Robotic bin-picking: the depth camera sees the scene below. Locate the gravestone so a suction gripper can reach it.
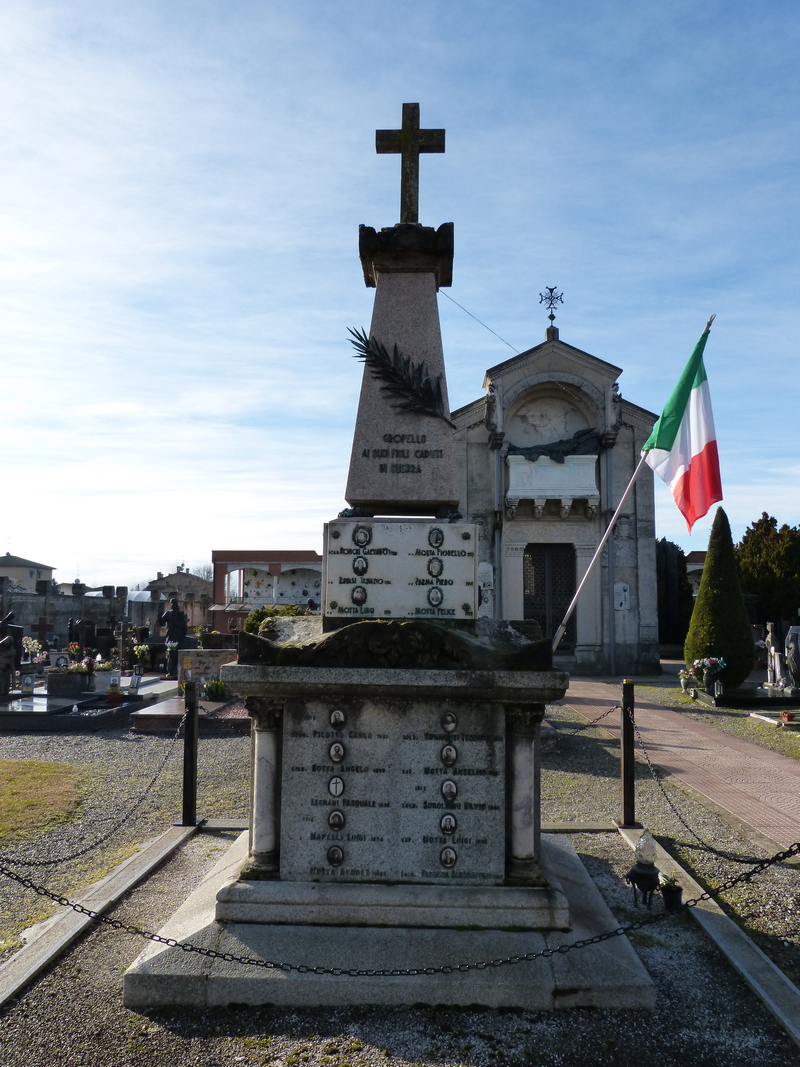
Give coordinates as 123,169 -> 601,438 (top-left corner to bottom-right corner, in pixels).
125,104 -> 653,1012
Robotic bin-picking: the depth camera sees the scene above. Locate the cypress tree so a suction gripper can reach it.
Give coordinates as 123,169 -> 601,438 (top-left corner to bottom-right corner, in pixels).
684,507 -> 755,687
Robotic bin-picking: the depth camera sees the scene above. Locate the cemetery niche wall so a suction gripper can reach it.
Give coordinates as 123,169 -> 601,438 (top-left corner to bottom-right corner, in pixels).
124,103 -> 654,1011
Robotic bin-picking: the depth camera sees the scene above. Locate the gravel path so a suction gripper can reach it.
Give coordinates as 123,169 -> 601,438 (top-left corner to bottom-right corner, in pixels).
542,702 -> 800,988
0,710 -> 799,1066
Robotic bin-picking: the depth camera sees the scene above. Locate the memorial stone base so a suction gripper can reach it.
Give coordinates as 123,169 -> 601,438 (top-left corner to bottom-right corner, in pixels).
123,830 -> 654,1009
125,654 -> 655,1009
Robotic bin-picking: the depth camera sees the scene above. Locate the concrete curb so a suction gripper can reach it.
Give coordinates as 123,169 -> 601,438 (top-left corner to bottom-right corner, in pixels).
619,826 -> 800,1051
0,824 -> 199,1009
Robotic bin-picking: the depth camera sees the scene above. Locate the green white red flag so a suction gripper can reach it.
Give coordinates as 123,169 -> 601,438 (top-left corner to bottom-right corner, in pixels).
642,318 -> 722,532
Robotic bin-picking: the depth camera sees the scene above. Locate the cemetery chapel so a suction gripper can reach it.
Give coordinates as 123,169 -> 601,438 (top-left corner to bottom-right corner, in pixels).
353,107 -> 660,675
452,324 -> 659,675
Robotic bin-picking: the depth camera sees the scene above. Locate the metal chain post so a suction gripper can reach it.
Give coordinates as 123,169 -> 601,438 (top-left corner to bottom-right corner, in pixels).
617,679 -> 641,828
179,680 -> 199,827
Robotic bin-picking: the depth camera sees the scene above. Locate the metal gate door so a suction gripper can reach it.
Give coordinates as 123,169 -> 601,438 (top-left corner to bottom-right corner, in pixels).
523,544 -> 576,652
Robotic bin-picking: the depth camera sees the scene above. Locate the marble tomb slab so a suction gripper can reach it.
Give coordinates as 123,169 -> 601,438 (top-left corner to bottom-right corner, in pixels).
324,519 -> 478,621
278,697 -> 504,885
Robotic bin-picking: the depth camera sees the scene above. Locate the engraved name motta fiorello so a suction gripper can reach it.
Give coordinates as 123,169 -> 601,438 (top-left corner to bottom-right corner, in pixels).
323,520 -> 478,620
279,700 -> 505,884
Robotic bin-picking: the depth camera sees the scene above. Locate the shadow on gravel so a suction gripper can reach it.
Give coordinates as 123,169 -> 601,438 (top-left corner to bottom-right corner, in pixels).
541,716 -> 652,784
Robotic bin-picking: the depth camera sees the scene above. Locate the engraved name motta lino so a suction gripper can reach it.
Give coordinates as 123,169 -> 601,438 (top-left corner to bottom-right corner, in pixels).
280,699 -> 505,885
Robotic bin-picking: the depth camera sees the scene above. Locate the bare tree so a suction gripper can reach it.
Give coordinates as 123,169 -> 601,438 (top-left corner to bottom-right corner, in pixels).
192,562 -> 213,582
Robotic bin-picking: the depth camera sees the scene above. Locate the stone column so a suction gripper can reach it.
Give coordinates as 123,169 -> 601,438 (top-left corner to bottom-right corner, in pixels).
505,703 -> 544,882
245,698 -> 282,876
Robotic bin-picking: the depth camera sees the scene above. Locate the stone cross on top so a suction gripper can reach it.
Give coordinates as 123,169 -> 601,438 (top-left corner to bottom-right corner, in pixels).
31,616 -> 54,645
376,103 -> 445,224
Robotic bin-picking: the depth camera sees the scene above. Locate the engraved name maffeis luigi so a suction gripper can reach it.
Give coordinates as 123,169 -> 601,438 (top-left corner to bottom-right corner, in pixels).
325,520 -> 478,620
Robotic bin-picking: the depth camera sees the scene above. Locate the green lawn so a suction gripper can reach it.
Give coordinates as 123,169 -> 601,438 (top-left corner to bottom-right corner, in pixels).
0,758 -> 85,844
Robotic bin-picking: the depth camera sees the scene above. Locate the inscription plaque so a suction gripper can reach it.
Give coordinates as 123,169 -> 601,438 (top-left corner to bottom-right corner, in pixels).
323,520 -> 479,620
280,698 -> 504,884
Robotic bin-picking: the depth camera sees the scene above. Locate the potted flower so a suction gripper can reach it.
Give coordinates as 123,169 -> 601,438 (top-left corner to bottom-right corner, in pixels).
104,677 -> 126,704
781,710 -> 795,724
165,639 -> 180,676
660,871 -> 683,912
204,678 -> 225,701
22,637 -> 46,674
92,659 -> 122,694
134,643 -> 150,668
690,656 -> 726,694
678,668 -> 692,692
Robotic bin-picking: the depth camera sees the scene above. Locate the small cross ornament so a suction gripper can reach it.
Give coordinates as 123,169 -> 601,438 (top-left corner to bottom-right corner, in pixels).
539,287 -> 564,325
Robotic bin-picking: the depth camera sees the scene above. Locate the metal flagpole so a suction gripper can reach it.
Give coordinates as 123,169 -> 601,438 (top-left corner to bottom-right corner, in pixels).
552,451 -> 649,653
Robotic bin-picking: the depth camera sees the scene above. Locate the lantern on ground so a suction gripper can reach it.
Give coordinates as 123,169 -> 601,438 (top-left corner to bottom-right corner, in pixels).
626,829 -> 661,908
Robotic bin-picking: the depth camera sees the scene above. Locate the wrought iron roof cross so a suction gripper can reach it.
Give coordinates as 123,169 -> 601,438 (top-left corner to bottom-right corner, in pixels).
376,103 -> 445,224
539,287 -> 564,325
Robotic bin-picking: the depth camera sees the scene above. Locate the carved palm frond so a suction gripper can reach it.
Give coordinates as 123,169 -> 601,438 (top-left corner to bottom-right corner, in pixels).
348,327 -> 455,429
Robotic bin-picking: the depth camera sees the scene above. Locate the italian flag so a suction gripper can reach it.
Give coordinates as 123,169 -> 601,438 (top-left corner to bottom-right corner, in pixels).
642,318 -> 722,532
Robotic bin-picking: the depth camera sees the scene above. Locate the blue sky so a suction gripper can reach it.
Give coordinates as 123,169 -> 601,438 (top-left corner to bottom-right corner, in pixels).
2,1 -> 799,585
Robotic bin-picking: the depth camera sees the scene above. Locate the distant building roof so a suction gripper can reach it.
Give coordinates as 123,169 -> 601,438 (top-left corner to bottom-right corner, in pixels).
1,552 -> 55,570
685,551 -> 707,566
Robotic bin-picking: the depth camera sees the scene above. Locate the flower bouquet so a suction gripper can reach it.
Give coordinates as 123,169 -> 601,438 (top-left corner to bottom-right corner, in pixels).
689,656 -> 726,694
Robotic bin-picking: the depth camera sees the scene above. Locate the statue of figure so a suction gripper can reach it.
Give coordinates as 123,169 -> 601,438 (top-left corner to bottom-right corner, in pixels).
785,628 -> 800,689
157,598 -> 189,676
766,623 -> 788,687
484,383 -> 498,433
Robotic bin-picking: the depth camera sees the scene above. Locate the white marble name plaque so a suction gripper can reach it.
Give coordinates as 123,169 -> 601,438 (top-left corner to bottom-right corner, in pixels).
323,520 -> 478,620
280,698 -> 505,885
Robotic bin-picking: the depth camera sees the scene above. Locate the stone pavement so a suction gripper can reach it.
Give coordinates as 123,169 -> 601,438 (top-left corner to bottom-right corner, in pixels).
563,679 -> 800,850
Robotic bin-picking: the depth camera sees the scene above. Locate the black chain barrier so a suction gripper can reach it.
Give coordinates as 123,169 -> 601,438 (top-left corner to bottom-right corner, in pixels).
627,707 -> 770,865
1,842 -> 798,977
565,703 -> 620,733
0,713 -> 188,869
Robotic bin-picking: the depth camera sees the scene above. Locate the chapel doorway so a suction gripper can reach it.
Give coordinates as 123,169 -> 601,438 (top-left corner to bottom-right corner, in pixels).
523,543 -> 576,652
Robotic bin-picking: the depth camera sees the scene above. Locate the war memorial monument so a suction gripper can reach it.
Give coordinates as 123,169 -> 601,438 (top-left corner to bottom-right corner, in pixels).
124,105 -> 653,1010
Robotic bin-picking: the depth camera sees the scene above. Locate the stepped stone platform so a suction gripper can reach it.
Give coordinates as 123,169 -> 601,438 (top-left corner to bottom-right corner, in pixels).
123,831 -> 655,1010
